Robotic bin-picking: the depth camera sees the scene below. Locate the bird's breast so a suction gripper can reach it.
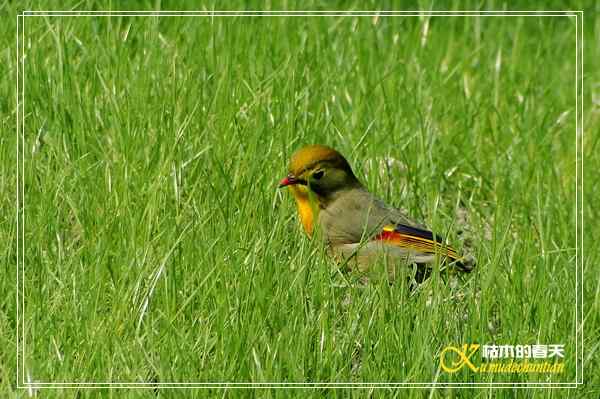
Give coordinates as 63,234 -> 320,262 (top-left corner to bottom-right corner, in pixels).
290,186 -> 315,236
318,194 -> 372,245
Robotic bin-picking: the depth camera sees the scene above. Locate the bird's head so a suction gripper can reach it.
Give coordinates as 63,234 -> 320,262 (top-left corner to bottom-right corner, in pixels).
279,145 -> 360,201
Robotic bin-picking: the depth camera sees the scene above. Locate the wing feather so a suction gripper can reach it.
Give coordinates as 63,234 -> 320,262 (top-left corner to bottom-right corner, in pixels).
373,224 -> 461,262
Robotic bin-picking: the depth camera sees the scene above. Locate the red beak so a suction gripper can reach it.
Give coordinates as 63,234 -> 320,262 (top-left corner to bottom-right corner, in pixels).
278,174 -> 298,188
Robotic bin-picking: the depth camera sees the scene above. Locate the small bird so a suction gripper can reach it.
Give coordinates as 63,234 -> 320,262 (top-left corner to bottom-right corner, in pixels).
279,144 -> 473,280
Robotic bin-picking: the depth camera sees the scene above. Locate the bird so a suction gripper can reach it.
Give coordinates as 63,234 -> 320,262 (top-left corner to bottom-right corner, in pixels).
278,144 -> 473,281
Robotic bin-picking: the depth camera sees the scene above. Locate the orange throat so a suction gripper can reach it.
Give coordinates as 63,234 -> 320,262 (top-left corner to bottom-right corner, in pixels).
289,185 -> 317,237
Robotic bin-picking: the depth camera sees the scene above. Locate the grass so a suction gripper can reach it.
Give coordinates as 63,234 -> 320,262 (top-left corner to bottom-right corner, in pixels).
2,1 -> 599,398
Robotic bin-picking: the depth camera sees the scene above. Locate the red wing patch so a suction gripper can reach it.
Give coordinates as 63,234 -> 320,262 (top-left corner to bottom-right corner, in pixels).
373,225 -> 460,261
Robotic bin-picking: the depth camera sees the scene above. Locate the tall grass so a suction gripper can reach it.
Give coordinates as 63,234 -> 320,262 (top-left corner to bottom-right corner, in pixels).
2,1 -> 598,398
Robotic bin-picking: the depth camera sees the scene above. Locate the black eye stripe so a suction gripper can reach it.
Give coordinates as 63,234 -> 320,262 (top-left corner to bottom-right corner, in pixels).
313,170 -> 324,179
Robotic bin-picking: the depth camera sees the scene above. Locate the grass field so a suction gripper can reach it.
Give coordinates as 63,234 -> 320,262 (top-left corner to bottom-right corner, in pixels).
2,1 -> 599,398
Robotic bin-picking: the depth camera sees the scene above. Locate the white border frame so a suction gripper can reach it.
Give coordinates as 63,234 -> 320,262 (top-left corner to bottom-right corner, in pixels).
16,9 -> 584,390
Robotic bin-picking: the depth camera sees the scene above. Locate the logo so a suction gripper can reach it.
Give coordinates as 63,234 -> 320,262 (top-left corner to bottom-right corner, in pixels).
440,344 -> 481,373
440,343 -> 565,374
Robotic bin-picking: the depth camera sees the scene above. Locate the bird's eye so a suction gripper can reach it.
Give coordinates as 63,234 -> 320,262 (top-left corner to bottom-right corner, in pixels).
313,170 -> 324,180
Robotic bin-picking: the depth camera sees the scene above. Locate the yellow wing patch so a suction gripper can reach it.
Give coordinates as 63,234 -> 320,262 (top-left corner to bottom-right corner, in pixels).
375,225 -> 460,261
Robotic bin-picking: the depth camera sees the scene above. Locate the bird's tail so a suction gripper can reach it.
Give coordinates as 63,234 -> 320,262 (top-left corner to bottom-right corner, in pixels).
451,254 -> 476,273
